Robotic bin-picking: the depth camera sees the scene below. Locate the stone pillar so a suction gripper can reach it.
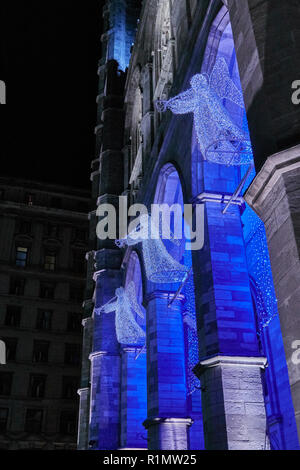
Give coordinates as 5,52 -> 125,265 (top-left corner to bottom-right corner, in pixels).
88,265 -> 122,450
245,145 -> 300,440
194,356 -> 267,450
89,350 -> 121,450
192,198 -> 267,449
77,316 -> 93,450
143,291 -> 191,450
120,347 -> 147,449
77,388 -> 90,450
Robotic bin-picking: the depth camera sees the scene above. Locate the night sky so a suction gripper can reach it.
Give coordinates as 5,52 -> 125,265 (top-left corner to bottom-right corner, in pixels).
0,1 -> 105,189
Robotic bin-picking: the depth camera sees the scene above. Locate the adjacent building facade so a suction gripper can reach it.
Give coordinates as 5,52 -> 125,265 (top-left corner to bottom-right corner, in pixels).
78,0 -> 300,450
0,178 -> 89,450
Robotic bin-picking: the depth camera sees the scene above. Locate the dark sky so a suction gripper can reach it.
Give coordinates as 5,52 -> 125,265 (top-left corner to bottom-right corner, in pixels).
0,1 -> 105,189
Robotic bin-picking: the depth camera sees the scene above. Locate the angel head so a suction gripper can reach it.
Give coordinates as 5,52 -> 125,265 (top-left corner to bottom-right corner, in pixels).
116,213 -> 151,248
190,74 -> 209,92
115,286 -> 125,298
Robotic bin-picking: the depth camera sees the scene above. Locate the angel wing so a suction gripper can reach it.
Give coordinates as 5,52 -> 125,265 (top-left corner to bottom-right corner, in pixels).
151,213 -> 182,248
210,57 -> 244,108
101,297 -> 118,314
163,87 -> 195,115
126,281 -> 145,319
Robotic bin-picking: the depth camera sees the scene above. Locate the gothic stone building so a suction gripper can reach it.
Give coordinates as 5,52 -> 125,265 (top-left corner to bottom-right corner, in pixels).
78,0 -> 300,450
0,178 -> 89,450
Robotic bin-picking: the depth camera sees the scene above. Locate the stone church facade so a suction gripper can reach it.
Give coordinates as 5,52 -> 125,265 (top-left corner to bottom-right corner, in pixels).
78,0 -> 300,450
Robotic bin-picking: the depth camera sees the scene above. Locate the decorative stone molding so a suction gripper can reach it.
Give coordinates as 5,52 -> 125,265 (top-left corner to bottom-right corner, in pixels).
194,355 -> 268,377
77,387 -> 89,397
143,417 -> 193,429
89,350 -> 120,361
144,290 -> 185,306
195,192 -> 244,206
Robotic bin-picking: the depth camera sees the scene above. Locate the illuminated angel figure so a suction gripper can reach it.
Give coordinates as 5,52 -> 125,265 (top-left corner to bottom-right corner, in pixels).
99,282 -> 145,345
156,58 -> 252,166
116,214 -> 189,284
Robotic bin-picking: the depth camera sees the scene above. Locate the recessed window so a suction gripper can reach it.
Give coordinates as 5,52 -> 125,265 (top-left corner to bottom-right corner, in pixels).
60,411 -> 77,435
40,282 -> 55,299
45,223 -> 59,238
25,409 -> 43,434
0,372 -> 13,396
5,306 -> 21,327
29,375 -> 46,399
9,278 -> 25,296
32,341 -> 49,363
36,310 -> 52,331
62,377 -> 78,399
15,246 -> 28,268
75,229 -> 86,242
0,408 -> 9,432
64,343 -> 81,366
3,338 -> 17,361
73,251 -> 85,274
44,251 -> 56,271
67,313 -> 81,332
70,286 -> 84,303
25,194 -> 34,206
51,197 -> 62,209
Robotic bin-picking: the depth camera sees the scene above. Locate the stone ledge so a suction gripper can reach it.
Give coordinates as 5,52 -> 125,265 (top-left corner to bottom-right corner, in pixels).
194,355 -> 268,377
77,387 -> 89,397
143,417 -> 193,430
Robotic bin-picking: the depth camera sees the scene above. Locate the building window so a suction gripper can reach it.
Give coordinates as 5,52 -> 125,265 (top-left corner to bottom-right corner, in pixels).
32,341 -> 49,363
29,375 -> 46,399
62,377 -> 78,399
44,251 -> 56,271
59,411 -> 77,435
3,338 -> 17,361
67,313 -> 81,332
51,197 -> 62,209
64,344 -> 81,366
45,223 -> 59,239
36,310 -> 52,331
9,278 -> 25,296
70,286 -> 84,303
25,193 -> 34,206
15,246 -> 28,267
25,409 -> 43,434
40,282 -> 55,299
0,408 -> 9,432
0,373 -> 13,396
5,306 -> 21,327
73,251 -> 85,274
75,229 -> 86,242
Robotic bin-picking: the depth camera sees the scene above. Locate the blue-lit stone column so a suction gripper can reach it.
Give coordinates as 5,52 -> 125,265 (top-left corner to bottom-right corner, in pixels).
143,291 -> 192,450
120,347 -> 147,449
89,261 -> 122,450
193,198 -> 267,450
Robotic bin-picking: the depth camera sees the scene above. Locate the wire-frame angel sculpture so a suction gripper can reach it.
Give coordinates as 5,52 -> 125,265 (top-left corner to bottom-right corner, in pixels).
97,282 -> 146,345
156,57 -> 252,166
116,213 -> 190,284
